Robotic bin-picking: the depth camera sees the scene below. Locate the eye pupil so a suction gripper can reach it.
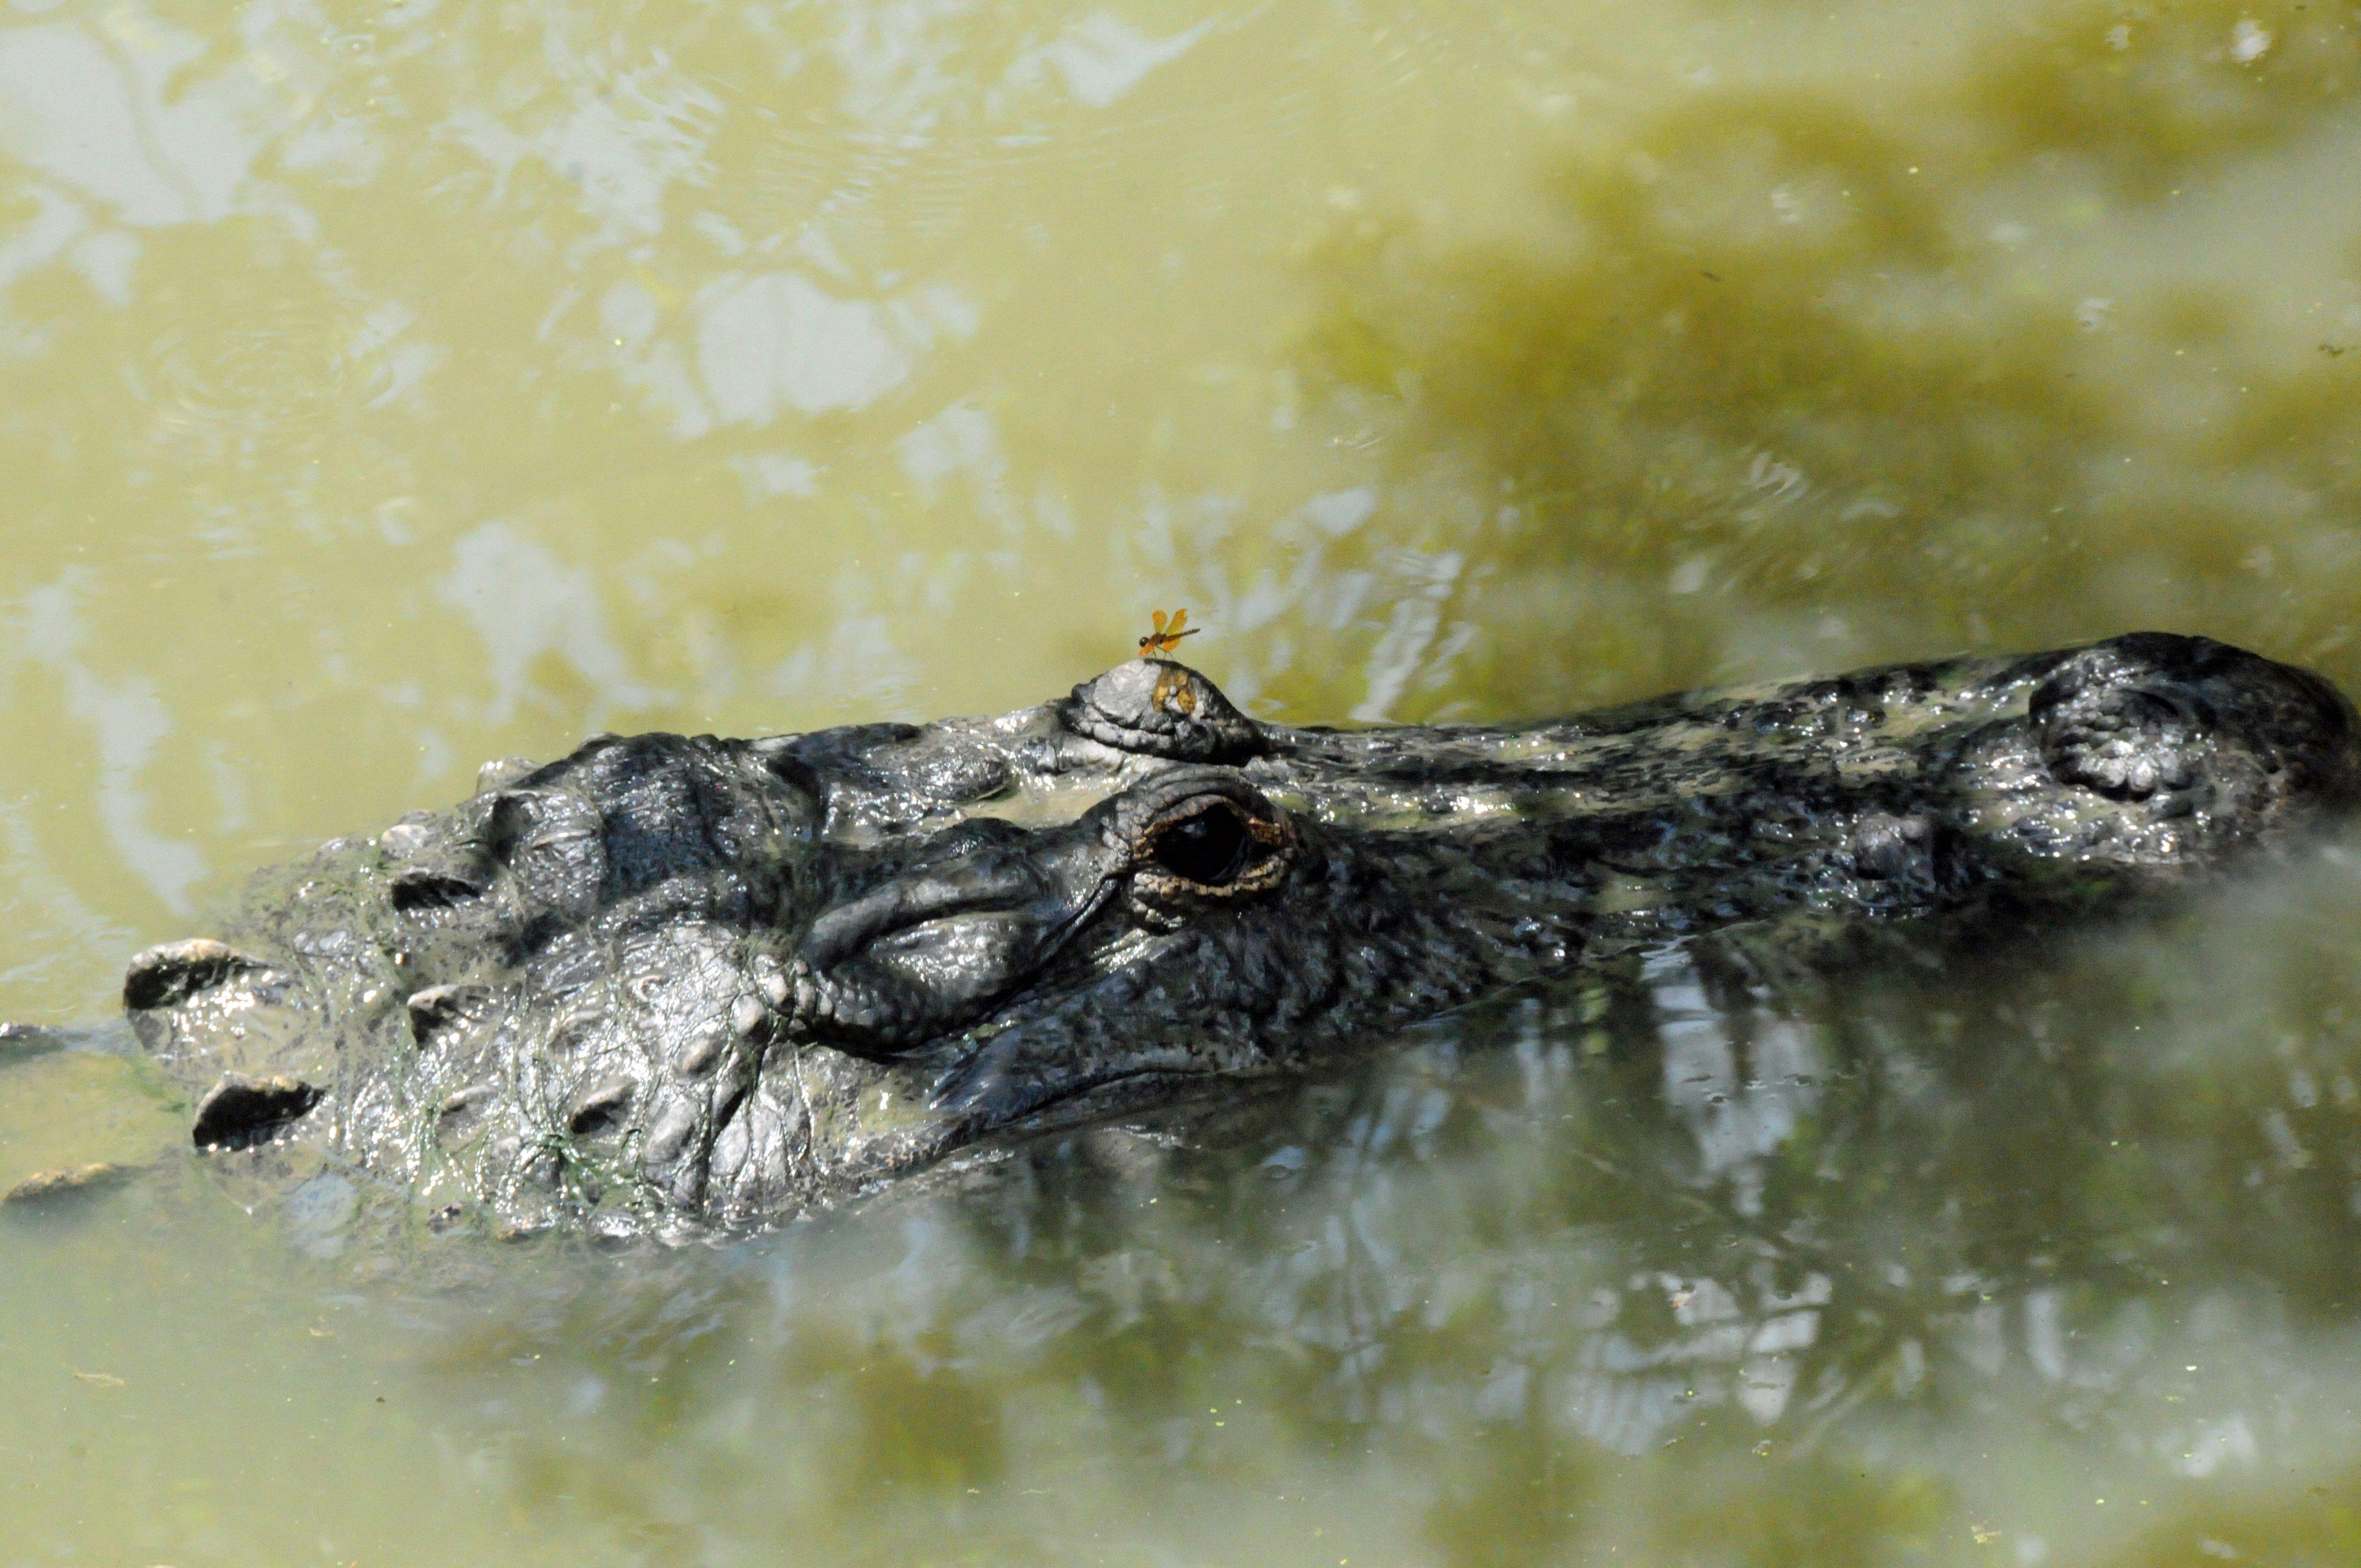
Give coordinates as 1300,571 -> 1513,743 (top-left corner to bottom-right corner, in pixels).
1151,808 -> 1254,885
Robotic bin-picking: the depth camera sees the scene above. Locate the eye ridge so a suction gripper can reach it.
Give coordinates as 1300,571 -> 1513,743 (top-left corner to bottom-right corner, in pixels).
1146,803 -> 1256,885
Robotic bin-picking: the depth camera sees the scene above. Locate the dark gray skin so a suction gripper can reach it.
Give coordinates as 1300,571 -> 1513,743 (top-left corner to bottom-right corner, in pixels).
110,633 -> 2361,1239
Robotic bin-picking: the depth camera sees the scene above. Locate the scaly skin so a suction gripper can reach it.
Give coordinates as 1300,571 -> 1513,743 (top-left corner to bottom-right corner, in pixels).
116,633 -> 2361,1238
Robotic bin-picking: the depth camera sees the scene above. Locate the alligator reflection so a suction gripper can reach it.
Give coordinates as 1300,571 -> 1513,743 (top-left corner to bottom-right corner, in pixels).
403,840 -> 2361,1564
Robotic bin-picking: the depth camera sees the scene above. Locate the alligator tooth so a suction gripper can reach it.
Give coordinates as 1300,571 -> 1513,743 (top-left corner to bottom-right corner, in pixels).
191,1073 -> 323,1150
123,938 -> 266,1011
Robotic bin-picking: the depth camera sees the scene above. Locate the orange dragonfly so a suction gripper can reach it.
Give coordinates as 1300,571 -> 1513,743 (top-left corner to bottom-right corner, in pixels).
1136,607 -> 1201,660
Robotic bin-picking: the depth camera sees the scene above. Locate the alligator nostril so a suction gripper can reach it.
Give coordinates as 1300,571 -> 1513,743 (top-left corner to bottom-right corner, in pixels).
1852,814 -> 1927,880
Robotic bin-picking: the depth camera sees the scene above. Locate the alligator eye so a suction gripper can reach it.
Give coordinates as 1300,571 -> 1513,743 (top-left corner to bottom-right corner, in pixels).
1148,804 -> 1256,886
1125,785 -> 1294,912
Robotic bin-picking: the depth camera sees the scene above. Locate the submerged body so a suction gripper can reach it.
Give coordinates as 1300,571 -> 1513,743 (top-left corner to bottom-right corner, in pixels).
116,634 -> 2360,1237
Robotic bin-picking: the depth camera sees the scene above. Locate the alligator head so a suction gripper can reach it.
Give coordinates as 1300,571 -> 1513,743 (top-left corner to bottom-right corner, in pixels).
123,632 -> 2361,1237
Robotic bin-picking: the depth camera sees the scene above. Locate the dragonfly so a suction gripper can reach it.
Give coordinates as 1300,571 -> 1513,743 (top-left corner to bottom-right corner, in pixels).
1136,607 -> 1201,660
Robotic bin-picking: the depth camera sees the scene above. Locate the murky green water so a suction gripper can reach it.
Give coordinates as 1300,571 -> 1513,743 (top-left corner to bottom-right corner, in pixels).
5,0 -> 2361,1561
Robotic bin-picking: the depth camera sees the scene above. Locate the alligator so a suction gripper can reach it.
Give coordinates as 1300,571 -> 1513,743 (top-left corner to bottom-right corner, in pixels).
92,632 -> 2361,1239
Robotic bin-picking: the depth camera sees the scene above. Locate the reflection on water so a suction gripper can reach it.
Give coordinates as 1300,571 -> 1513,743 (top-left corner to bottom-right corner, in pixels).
1301,72 -> 2361,713
15,852 -> 2361,1565
6,0 -> 2361,1561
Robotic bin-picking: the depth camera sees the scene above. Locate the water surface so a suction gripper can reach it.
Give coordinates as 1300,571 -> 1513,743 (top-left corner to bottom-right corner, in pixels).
5,1 -> 2361,1562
